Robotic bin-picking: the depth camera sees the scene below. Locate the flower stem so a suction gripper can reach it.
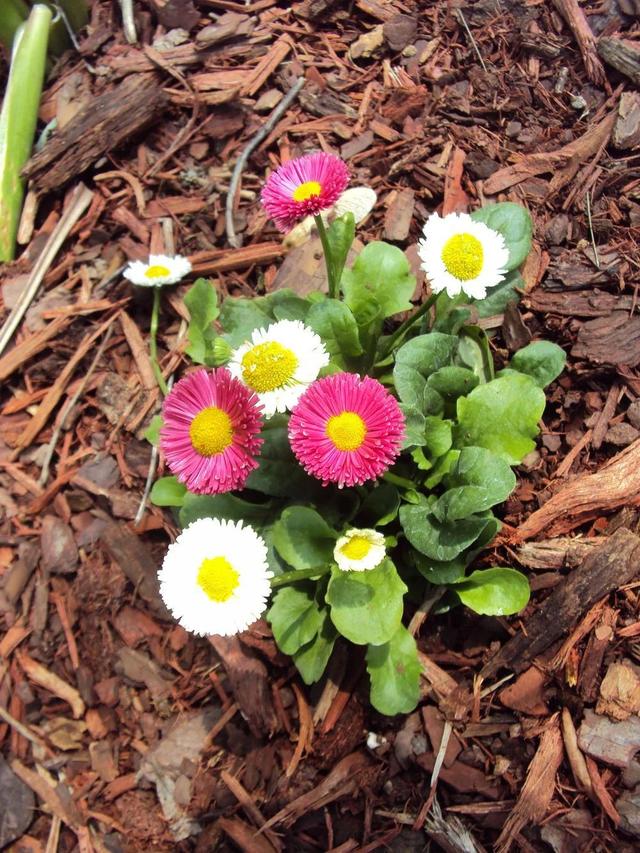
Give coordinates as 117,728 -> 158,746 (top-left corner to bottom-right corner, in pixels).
314,214 -> 338,299
379,292 -> 439,359
270,565 -> 331,588
150,287 -> 168,396
382,471 -> 416,490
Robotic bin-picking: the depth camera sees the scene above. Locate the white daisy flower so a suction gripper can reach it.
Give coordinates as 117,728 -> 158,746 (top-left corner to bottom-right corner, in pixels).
123,254 -> 192,287
417,212 -> 509,300
229,319 -> 329,417
159,517 -> 273,637
334,528 -> 386,572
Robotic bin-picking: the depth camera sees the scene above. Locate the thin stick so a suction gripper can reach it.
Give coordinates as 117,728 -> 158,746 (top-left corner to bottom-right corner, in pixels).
0,183 -> 93,358
226,77 -> 305,248
585,189 -> 600,269
118,0 -> 137,44
0,702 -> 50,752
38,326 -> 113,485
456,10 -> 488,73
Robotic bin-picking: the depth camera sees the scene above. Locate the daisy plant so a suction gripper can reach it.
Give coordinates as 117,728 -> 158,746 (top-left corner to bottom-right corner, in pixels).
149,152 -> 566,716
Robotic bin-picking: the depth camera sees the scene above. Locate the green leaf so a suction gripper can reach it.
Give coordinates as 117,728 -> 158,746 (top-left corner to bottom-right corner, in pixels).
412,552 -> 467,584
424,449 -> 459,489
149,476 -> 187,507
424,416 -> 453,459
456,326 -> 494,383
342,241 -> 415,320
184,278 -> 219,364
326,558 -> 406,645
272,506 -> 337,570
471,203 -> 533,271
508,340 -> 567,388
427,366 -> 479,401
357,482 -> 400,527
267,585 -> 323,655
432,447 -> 516,522
307,300 -> 363,363
270,291 -> 312,322
399,503 -> 489,561
293,610 -> 338,684
471,269 -> 523,318
219,297 -> 272,347
179,492 -> 275,528
366,625 -> 421,716
326,212 -> 356,286
454,373 -> 545,465
246,422 -> 323,499
401,405 -> 426,448
143,414 -> 163,446
393,333 -> 458,410
451,567 -> 530,615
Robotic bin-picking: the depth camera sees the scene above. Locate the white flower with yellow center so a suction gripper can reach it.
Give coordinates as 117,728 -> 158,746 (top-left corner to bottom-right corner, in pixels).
229,319 -> 329,417
159,517 -> 273,636
123,254 -> 192,287
334,528 -> 386,572
417,212 -> 509,300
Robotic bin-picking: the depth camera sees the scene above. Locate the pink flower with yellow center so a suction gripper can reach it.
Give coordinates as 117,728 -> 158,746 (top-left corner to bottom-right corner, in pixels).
160,368 -> 264,495
288,373 -> 405,488
261,152 -> 350,232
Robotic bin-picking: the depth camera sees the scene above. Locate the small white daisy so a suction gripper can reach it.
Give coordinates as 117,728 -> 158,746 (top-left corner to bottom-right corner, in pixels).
417,212 -> 509,300
334,528 -> 386,572
229,319 -> 329,417
123,254 -> 192,287
159,517 -> 273,637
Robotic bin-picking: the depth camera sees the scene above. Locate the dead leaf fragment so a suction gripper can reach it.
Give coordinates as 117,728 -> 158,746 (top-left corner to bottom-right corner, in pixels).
596,660 -> 640,721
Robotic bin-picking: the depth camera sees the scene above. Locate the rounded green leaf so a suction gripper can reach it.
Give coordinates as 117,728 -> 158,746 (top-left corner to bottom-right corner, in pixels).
293,610 -> 338,684
272,506 -> 337,570
508,340 -> 567,388
326,558 -> 406,645
267,586 -> 323,655
149,475 -> 187,507
471,269 -> 523,318
184,277 -> 219,364
433,446 -> 516,521
179,492 -> 275,528
246,424 -> 323,499
307,300 -> 363,362
452,567 -> 530,615
454,373 -> 545,465
366,625 -> 421,716
393,333 -> 458,409
342,241 -> 416,319
399,503 -> 488,561
471,203 -> 533,271
357,482 -> 400,527
427,366 -> 478,401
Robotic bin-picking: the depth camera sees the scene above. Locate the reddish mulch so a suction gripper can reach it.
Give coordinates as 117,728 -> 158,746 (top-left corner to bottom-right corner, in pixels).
2,1 -> 640,850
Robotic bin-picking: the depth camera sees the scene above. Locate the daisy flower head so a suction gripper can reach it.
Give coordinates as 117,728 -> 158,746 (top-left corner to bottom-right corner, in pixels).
261,152 -> 350,232
417,212 -> 509,300
123,254 -> 192,287
288,373 -> 405,488
229,320 -> 329,417
159,517 -> 273,636
334,528 -> 386,572
160,367 -> 263,495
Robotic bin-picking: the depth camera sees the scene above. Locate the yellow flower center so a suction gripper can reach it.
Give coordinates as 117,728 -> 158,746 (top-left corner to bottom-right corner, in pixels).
340,535 -> 372,561
144,264 -> 171,279
292,180 -> 322,202
241,341 -> 298,393
196,556 -> 239,602
326,412 -> 367,451
441,233 -> 484,281
189,406 -> 233,456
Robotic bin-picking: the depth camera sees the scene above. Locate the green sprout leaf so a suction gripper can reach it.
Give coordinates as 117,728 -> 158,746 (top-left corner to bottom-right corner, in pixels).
184,277 -> 219,364
272,506 -> 337,570
366,625 -> 421,716
293,609 -> 338,684
454,373 -> 545,465
149,475 -> 187,508
393,333 -> 458,410
326,558 -> 406,646
326,212 -> 356,287
507,340 -> 567,388
267,585 -> 324,655
451,567 -> 530,615
342,241 -> 415,320
307,299 -> 363,365
143,414 -> 163,446
471,202 -> 533,272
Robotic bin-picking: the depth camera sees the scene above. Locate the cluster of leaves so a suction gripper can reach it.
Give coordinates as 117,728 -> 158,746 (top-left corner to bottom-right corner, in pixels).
151,202 -> 566,716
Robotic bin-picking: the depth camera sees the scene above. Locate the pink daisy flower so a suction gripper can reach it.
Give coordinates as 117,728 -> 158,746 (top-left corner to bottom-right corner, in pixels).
288,373 -> 405,488
160,368 -> 264,495
261,152 -> 350,232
